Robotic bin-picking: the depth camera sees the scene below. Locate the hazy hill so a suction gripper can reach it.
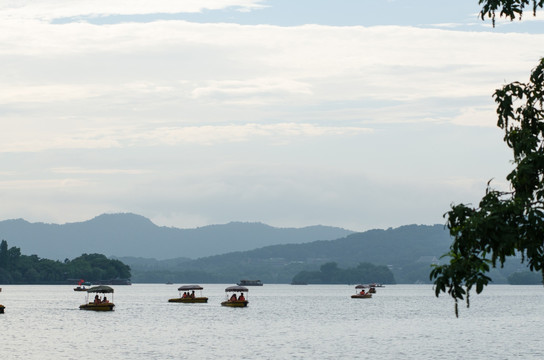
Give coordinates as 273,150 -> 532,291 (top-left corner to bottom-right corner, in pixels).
125,224 -> 455,284
154,223 -> 525,284
0,213 -> 354,260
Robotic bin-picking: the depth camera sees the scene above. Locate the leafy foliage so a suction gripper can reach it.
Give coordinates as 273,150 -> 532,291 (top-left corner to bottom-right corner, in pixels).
0,239 -> 131,284
431,58 -> 544,316
479,0 -> 544,25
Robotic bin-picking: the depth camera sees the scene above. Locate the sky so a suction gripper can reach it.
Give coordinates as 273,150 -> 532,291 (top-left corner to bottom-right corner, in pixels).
1,0 -> 543,232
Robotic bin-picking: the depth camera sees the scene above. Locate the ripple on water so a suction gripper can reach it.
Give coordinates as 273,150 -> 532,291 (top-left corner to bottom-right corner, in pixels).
0,284 -> 543,359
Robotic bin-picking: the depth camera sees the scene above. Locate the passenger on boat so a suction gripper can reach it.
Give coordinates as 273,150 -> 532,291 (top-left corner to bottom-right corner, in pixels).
102,296 -> 108,303
94,295 -> 100,304
182,292 -> 187,298
191,291 -> 195,298
238,293 -> 245,301
229,294 -> 237,302
360,290 -> 366,295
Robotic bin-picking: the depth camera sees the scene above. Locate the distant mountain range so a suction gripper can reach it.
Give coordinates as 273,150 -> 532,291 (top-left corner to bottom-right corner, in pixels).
0,213 -> 354,260
119,223 -> 529,284
120,224 -> 455,284
0,213 -> 529,284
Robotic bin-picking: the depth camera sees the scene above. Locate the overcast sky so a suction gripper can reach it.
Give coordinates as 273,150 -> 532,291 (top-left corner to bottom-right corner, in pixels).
1,0 -> 543,231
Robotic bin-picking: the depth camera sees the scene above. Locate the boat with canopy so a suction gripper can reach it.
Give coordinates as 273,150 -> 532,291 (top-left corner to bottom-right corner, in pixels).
221,285 -> 249,307
168,285 -> 208,303
79,285 -> 115,311
351,284 -> 372,299
73,279 -> 92,291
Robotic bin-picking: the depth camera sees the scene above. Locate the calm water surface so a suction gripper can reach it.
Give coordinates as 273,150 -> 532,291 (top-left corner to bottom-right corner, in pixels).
0,284 -> 543,359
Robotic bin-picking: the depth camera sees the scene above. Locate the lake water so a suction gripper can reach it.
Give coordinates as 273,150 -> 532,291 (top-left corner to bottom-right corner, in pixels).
0,284 -> 543,359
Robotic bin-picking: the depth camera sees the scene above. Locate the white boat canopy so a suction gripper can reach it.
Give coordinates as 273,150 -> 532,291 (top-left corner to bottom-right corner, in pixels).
225,286 -> 248,292
177,285 -> 204,291
86,285 -> 114,293
355,284 -> 370,289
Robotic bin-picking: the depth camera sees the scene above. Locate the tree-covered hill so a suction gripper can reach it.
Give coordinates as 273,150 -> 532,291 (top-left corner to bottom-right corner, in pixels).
0,240 -> 131,284
125,223 -> 530,284
126,224 -> 453,283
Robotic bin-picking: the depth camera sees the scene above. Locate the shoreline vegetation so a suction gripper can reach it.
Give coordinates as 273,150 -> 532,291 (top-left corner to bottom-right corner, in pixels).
0,240 -> 131,284
291,262 -> 395,285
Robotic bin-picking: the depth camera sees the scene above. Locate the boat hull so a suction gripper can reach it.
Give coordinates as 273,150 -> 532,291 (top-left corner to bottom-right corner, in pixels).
79,303 -> 115,311
351,294 -> 372,299
168,297 -> 208,303
221,300 -> 248,307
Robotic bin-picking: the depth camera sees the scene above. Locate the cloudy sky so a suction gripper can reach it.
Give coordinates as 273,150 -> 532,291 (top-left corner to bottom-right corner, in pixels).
1,0 -> 543,231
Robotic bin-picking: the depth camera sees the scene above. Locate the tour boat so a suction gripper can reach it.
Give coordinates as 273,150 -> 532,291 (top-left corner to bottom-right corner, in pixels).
221,285 -> 249,307
351,284 -> 372,299
237,279 -> 263,286
79,285 -> 115,311
168,285 -> 208,303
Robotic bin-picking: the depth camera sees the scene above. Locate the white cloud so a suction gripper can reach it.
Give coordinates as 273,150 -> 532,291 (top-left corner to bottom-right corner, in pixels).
1,19 -> 541,118
0,84 -> 103,104
0,123 -> 372,152
0,178 -> 91,190
0,1 -> 538,230
0,0 -> 266,21
51,167 -> 148,175
191,78 -> 312,102
451,106 -> 497,127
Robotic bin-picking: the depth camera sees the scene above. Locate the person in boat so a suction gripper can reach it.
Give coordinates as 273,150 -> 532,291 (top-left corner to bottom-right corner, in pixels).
229,293 -> 237,302
94,295 -> 100,304
182,292 -> 187,298
102,296 -> 108,303
191,290 -> 195,298
238,293 -> 245,302
360,289 -> 366,295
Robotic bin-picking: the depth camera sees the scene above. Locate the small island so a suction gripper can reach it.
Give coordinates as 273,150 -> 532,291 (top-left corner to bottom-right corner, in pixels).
291,262 -> 395,285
